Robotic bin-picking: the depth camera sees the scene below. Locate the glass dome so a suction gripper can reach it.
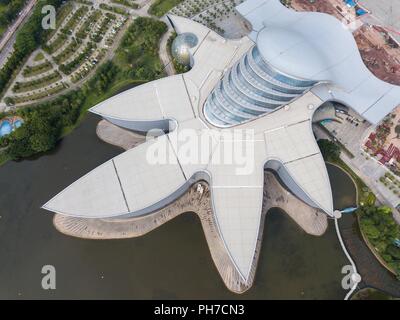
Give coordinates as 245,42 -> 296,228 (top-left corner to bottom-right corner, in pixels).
171,32 -> 198,67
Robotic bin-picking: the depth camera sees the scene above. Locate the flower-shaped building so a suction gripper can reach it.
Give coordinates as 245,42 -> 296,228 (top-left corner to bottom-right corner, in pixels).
43,0 -> 400,293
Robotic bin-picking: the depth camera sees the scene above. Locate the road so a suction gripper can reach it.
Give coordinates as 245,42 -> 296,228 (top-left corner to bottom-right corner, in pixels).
358,0 -> 400,42
0,0 -> 37,68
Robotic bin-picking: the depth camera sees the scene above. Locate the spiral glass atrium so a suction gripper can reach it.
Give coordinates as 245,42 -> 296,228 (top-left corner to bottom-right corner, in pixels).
203,45 -> 318,127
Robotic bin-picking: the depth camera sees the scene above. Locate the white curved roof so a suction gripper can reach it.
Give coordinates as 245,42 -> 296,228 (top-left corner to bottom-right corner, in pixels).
238,0 -> 400,124
257,26 -> 332,81
46,2 -> 400,283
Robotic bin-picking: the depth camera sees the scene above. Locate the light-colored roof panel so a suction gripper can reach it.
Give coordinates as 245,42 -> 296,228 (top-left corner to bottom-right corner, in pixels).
236,0 -> 269,16
236,91 -> 323,133
170,118 -> 218,178
188,35 -> 236,85
363,87 -> 400,123
90,75 -> 194,122
210,186 -> 263,279
285,154 -> 333,214
207,136 -> 267,278
351,77 -> 394,114
315,54 -> 369,90
155,75 -> 195,122
43,161 -> 130,218
113,135 -> 187,212
264,121 -> 319,163
91,81 -> 162,121
238,0 -> 293,31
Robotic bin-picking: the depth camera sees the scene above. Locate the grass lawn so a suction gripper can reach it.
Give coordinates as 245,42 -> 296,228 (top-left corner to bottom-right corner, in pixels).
148,0 -> 183,17
33,52 -> 45,62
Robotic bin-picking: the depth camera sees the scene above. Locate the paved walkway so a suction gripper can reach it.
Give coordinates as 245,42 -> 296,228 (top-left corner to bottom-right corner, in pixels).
339,215 -> 400,298
159,19 -> 176,76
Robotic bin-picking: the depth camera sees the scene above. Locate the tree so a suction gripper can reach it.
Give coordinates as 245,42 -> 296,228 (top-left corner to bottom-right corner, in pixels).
387,245 -> 400,260
317,139 -> 341,162
395,125 -> 400,138
363,224 -> 381,240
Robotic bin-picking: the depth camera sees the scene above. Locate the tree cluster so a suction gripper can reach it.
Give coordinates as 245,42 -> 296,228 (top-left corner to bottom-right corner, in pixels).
359,205 -> 400,277
117,17 -> 167,80
317,139 -> 341,162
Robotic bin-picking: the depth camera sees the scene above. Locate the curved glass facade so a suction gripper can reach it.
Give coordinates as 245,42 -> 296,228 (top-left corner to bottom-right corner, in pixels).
204,46 -> 318,127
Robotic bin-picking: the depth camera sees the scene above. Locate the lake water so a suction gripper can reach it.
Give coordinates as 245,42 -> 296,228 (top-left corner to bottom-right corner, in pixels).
0,114 -> 357,299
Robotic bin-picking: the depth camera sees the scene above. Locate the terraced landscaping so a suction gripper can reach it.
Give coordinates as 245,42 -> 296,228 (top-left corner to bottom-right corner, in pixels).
22,61 -> 53,78
2,1 -> 129,107
60,42 -> 96,75
53,39 -> 83,64
10,83 -> 67,104
91,13 -> 116,43
76,10 -> 102,39
13,71 -> 62,93
61,5 -> 89,35
44,33 -> 68,54
45,1 -> 74,41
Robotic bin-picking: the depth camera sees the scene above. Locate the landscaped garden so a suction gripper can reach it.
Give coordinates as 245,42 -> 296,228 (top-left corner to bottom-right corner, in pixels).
358,205 -> 400,278
148,0 -> 184,17
12,71 -> 62,93
76,9 -> 102,40
114,17 -> 167,80
318,139 -> 400,279
2,1 -> 132,107
0,17 -> 168,164
22,61 -> 53,77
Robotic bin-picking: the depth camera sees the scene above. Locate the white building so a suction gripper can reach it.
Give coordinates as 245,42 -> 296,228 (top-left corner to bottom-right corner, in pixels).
43,0 -> 400,289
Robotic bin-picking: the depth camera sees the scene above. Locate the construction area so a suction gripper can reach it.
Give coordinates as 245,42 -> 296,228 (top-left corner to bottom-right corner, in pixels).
289,0 -> 400,86
355,25 -> 400,86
